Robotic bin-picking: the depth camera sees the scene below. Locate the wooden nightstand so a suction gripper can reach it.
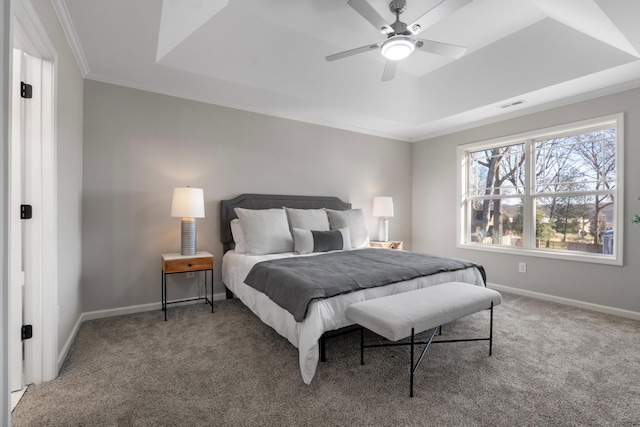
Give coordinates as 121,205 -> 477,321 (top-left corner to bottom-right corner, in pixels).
162,251 -> 214,321
370,241 -> 403,250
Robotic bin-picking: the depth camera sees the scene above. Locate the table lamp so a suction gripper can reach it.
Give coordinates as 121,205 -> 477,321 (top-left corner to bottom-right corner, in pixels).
373,196 -> 394,242
171,187 -> 205,256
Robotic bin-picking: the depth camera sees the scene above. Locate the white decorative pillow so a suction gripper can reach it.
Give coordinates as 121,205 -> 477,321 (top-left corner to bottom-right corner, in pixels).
325,208 -> 370,248
234,208 -> 294,255
230,218 -> 246,254
284,207 -> 330,231
292,227 -> 351,254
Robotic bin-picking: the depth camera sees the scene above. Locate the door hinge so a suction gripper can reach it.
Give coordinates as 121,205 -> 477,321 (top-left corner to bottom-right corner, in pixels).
21,325 -> 33,341
21,82 -> 33,99
21,204 -> 33,219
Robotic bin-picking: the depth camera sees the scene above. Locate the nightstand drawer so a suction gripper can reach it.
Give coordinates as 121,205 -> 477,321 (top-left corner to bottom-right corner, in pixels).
163,255 -> 213,273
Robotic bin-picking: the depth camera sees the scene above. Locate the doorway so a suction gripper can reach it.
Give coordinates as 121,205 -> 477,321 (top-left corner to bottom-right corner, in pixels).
10,0 -> 58,400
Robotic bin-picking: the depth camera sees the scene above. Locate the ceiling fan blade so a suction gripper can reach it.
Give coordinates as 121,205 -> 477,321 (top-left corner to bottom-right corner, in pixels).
407,0 -> 472,35
347,0 -> 393,34
381,60 -> 398,82
326,42 -> 381,61
415,39 -> 467,58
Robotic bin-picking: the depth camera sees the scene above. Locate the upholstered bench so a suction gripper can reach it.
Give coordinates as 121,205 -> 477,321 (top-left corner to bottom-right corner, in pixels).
345,282 -> 502,397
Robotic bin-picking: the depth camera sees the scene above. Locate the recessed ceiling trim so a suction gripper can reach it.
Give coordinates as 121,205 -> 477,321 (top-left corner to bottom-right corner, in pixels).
530,0 -> 639,57
156,0 -> 229,62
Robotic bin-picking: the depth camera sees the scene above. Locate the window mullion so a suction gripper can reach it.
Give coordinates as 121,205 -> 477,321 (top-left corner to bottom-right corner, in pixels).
522,139 -> 535,249
461,148 -> 468,245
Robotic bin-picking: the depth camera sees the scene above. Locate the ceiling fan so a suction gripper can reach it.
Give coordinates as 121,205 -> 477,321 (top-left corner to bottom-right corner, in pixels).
326,0 -> 471,81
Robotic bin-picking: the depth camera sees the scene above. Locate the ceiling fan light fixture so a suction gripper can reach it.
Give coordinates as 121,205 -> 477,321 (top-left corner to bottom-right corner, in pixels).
381,35 -> 415,60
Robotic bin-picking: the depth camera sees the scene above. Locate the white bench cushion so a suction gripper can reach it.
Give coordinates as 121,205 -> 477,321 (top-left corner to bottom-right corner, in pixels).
345,282 -> 502,342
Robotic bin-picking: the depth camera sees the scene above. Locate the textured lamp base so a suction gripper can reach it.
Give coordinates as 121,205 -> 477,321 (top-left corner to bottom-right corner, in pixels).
181,218 -> 197,256
378,217 -> 389,242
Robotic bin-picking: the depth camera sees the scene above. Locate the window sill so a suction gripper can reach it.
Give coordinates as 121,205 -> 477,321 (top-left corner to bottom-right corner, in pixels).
458,242 -> 622,266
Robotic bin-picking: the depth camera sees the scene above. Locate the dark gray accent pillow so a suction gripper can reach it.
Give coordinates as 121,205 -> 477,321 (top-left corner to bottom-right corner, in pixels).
292,227 -> 352,254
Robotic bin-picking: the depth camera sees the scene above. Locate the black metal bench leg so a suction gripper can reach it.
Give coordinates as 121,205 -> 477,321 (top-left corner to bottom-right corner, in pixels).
489,302 -> 494,356
410,328 -> 415,397
410,326 -> 439,397
360,327 -> 365,365
320,334 -> 326,362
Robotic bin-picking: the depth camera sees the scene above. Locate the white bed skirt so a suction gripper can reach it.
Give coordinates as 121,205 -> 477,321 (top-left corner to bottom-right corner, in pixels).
221,249 -> 485,384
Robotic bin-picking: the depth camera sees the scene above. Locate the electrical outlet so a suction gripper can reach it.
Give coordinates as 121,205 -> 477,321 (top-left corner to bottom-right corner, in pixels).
186,272 -> 195,279
518,262 -> 527,273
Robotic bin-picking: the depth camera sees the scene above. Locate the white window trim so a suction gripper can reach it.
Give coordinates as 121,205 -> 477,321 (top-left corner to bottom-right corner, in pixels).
457,114 -> 624,266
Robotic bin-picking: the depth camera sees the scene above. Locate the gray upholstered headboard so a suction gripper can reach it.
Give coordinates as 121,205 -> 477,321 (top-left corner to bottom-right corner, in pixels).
220,194 -> 352,253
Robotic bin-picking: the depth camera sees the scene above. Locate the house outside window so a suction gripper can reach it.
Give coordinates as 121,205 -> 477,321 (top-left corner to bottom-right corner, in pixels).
458,114 -> 623,265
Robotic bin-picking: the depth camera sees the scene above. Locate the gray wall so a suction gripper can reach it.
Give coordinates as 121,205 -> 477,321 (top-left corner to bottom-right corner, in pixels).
82,80 -> 412,312
413,87 -> 640,315
1,1 -> 11,423
31,0 -> 84,358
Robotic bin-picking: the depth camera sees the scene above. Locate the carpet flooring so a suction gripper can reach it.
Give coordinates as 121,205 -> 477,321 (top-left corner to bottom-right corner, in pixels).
11,292 -> 640,426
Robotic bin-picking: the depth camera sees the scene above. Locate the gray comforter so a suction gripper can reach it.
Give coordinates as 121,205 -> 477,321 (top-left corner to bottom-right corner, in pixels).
243,248 -> 486,321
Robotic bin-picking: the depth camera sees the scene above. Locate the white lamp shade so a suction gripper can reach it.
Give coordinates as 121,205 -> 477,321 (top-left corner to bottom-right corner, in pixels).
373,197 -> 394,217
171,187 -> 205,218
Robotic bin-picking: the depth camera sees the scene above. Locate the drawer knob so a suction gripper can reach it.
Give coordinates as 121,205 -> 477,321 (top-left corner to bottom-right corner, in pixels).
188,263 -> 192,267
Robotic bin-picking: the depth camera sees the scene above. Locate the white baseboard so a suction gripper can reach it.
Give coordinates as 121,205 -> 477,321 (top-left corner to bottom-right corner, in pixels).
57,292 -> 227,370
487,282 -> 640,321
57,314 -> 83,372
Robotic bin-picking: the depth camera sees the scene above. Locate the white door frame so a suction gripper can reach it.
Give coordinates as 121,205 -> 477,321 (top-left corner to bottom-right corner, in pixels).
9,47 -> 24,393
2,2 -> 12,425
10,0 -> 58,387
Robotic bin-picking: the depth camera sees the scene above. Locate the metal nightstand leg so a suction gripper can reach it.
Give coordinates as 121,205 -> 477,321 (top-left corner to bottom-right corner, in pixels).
162,271 -> 167,321
210,268 -> 214,313
203,269 -> 214,313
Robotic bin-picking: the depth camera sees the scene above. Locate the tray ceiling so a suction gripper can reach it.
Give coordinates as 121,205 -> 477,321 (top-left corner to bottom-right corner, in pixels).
57,0 -> 640,141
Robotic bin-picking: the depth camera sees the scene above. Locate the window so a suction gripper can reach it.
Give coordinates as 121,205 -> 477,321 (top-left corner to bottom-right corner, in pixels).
458,114 -> 623,265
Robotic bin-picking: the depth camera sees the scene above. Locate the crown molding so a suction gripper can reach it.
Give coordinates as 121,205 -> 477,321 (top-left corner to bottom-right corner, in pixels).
51,0 -> 89,77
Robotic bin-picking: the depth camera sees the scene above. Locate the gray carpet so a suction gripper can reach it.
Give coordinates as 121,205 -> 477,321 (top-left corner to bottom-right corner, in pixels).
11,292 -> 640,426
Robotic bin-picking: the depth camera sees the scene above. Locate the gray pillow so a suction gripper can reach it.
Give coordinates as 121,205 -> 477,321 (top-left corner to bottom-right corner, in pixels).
325,208 -> 370,248
284,207 -> 330,231
234,208 -> 294,255
292,228 -> 351,254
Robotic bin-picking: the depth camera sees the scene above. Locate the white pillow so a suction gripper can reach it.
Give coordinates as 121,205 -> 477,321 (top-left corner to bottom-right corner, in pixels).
292,227 -> 351,254
230,218 -> 246,254
325,208 -> 370,248
234,208 -> 294,255
284,207 -> 330,231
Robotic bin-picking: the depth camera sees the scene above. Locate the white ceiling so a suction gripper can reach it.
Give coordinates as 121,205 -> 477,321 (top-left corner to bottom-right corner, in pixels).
55,0 -> 640,141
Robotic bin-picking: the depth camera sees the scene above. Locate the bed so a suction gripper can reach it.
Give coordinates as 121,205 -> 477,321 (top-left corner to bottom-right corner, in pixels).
220,194 -> 486,384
